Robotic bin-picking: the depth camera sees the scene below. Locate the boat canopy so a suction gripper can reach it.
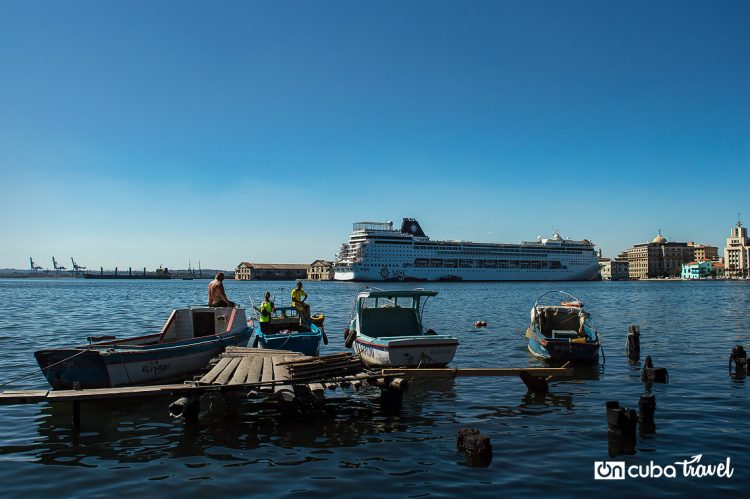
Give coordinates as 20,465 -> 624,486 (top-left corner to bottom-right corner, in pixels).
357,290 -> 438,299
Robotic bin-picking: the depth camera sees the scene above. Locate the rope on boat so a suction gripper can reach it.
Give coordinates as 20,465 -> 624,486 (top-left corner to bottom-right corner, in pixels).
0,349 -> 88,388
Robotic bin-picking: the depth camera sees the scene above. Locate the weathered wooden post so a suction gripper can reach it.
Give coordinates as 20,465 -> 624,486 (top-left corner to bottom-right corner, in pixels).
638,394 -> 656,434
518,371 -> 548,395
380,377 -> 407,411
606,400 -> 637,456
606,401 -> 637,439
641,356 -> 669,383
729,345 -> 747,377
626,325 -> 640,360
72,401 -> 81,427
457,428 -> 492,467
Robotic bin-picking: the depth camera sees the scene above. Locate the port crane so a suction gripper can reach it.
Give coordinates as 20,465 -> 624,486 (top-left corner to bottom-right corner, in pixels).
29,257 -> 43,271
52,257 -> 67,272
71,257 -> 86,272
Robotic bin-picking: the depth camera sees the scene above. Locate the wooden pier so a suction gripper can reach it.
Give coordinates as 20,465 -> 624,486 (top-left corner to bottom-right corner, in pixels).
0,346 -> 574,426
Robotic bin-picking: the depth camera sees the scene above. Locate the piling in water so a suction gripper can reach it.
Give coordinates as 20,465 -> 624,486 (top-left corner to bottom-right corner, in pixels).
642,356 -> 669,383
606,400 -> 637,440
729,345 -> 747,377
457,429 -> 492,467
626,325 -> 640,360
638,394 -> 656,434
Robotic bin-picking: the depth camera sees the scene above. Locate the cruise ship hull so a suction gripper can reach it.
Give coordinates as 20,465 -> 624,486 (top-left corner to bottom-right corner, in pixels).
334,263 -> 600,282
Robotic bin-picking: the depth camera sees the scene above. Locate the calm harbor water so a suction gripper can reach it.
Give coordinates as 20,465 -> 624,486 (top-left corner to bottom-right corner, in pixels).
0,278 -> 748,497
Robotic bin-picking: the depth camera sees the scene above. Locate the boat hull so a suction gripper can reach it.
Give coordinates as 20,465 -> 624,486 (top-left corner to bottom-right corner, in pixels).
527,329 -> 599,363
35,328 -> 251,389
253,327 -> 322,356
353,335 -> 458,367
334,262 -> 600,282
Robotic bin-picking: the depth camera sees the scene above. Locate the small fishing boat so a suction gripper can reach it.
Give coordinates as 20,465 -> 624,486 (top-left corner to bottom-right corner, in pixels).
345,289 -> 458,367
251,306 -> 324,356
35,306 -> 252,389
526,291 -> 600,363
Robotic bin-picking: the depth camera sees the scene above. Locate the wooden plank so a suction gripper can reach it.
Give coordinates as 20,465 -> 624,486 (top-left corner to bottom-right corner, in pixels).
286,358 -> 361,371
287,362 -> 364,380
45,384 -> 197,401
245,355 -> 263,384
199,356 -> 233,384
277,353 -> 352,365
260,355 -> 275,392
273,355 -> 295,402
380,367 -> 574,378
225,346 -> 305,355
229,356 -> 253,385
0,390 -> 49,404
213,357 -> 242,385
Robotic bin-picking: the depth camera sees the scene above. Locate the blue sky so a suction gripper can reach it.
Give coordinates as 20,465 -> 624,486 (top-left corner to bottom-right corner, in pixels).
1,0 -> 748,269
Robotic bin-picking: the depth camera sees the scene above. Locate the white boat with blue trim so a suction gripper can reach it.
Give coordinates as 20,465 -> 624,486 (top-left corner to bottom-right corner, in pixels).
344,289 -> 458,367
35,306 -> 252,389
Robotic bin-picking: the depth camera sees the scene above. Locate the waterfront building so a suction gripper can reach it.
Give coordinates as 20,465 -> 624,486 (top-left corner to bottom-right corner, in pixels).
688,242 -> 719,262
712,261 -> 725,278
724,221 -> 750,278
600,259 -> 629,280
234,262 -> 308,280
623,231 -> 695,279
307,260 -> 334,280
681,261 -> 713,280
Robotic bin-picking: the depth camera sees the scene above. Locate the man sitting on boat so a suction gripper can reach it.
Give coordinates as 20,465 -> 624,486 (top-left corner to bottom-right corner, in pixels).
208,272 -> 235,307
256,291 -> 275,333
291,281 -> 311,323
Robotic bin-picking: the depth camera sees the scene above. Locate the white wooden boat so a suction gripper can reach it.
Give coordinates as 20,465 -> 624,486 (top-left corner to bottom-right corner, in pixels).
345,289 -> 458,367
35,306 -> 252,389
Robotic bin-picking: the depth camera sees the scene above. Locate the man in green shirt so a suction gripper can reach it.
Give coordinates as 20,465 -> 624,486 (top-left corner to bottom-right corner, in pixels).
257,291 -> 274,334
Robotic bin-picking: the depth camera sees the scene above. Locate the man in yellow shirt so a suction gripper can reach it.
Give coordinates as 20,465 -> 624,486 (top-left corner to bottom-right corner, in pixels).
291,281 -> 310,322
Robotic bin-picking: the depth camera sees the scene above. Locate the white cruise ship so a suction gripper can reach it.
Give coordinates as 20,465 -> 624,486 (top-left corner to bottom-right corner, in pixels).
333,218 -> 600,281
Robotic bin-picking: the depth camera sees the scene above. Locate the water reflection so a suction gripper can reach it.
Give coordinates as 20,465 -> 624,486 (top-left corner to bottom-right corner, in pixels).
11,386 -> 453,468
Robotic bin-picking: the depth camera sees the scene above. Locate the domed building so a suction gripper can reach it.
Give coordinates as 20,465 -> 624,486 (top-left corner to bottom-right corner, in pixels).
652,231 -> 667,244
619,230 -> 696,279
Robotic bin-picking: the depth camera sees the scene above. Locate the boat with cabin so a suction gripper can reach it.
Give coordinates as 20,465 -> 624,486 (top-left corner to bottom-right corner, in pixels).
345,289 -> 458,367
526,291 -> 601,363
34,306 -> 252,389
251,306 -> 325,356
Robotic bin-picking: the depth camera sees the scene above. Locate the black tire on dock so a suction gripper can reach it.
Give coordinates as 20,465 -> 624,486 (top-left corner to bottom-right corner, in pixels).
344,329 -> 357,348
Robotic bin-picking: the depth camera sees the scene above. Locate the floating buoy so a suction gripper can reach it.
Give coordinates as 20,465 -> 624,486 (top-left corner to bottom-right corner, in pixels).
474,320 -> 488,328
